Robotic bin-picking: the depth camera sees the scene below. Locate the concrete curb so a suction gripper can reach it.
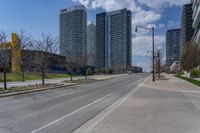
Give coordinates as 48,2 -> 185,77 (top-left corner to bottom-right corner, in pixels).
0,83 -> 79,98
0,74 -> 127,98
177,76 -> 200,89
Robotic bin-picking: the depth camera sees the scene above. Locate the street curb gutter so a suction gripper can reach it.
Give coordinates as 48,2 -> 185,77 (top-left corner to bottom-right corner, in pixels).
177,76 -> 200,89
73,77 -> 149,133
0,75 -> 124,98
0,83 -> 78,98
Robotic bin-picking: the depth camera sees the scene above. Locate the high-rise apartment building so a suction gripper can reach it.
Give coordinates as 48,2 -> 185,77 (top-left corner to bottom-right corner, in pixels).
96,13 -> 106,68
191,0 -> 200,45
96,9 -> 132,71
166,29 -> 181,66
180,4 -> 194,57
59,5 -> 87,64
87,23 -> 96,67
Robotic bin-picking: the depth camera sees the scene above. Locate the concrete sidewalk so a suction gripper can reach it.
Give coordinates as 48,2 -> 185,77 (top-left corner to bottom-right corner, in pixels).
75,75 -> 200,133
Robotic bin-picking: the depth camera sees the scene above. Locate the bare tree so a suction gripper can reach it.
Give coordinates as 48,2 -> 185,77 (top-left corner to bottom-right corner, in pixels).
34,34 -> 58,85
17,30 -> 33,82
65,54 -> 76,81
64,50 -> 72,81
181,42 -> 199,71
64,49 -> 81,81
78,55 -> 89,80
196,45 -> 200,68
0,31 -> 11,90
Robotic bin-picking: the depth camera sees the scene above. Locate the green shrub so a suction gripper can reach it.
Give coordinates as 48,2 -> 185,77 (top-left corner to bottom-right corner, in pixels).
177,70 -> 184,76
108,69 -> 113,74
105,68 -> 109,74
86,68 -> 93,75
100,68 -> 105,73
190,69 -> 200,78
95,68 -> 108,74
95,68 -> 101,74
105,68 -> 113,74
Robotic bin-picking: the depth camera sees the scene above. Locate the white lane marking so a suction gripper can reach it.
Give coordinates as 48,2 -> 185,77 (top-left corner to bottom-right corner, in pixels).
30,93 -> 112,133
73,78 -> 148,133
0,88 -> 91,114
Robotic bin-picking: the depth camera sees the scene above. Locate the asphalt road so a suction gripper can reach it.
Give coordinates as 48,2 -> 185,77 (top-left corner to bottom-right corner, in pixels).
0,74 -> 127,88
0,73 -> 148,133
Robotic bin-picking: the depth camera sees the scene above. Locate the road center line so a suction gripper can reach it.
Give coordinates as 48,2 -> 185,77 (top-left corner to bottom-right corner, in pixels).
30,93 -> 112,133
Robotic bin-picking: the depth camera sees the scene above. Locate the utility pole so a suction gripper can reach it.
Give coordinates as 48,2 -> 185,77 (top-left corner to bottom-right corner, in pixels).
152,27 -> 155,82
135,26 -> 155,82
157,50 -> 161,79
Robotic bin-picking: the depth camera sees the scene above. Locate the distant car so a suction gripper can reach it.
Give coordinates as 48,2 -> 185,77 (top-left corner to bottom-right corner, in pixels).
128,71 -> 133,74
129,66 -> 143,73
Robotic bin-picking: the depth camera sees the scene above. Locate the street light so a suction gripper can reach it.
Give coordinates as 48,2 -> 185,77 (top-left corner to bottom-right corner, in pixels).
135,26 -> 155,82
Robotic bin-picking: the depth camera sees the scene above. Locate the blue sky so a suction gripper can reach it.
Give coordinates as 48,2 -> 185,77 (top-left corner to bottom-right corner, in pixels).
0,0 -> 191,71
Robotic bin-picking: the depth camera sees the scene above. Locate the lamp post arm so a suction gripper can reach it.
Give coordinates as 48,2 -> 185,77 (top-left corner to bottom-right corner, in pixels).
136,26 -> 152,31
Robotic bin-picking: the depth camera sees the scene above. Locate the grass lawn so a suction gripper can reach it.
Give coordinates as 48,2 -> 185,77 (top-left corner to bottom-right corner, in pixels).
46,73 -> 69,79
178,75 -> 200,87
0,72 -> 69,82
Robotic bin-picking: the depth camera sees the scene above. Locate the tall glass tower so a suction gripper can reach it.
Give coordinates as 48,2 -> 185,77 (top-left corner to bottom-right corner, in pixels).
191,0 -> 200,45
96,9 -> 132,71
59,5 -> 87,64
180,3 -> 194,58
166,29 -> 181,66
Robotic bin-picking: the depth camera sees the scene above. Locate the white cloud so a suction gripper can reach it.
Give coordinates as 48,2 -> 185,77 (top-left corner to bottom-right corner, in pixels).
73,0 -> 90,8
74,0 -> 163,37
132,10 -> 161,26
73,0 -> 191,12
132,35 -> 165,56
138,0 -> 191,10
158,23 -> 165,28
73,0 -> 138,12
73,0 -> 163,30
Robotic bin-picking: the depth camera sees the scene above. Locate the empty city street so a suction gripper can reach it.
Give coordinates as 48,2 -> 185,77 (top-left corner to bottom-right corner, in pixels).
0,0 -> 200,133
0,74 -> 147,133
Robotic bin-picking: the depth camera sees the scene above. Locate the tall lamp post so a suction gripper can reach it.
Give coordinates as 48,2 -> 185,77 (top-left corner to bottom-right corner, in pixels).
135,26 -> 155,82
